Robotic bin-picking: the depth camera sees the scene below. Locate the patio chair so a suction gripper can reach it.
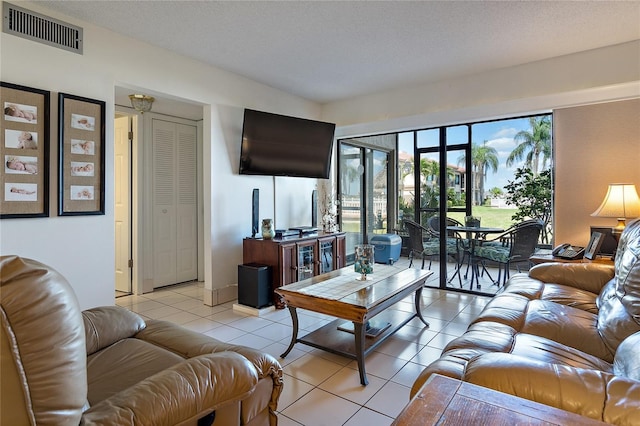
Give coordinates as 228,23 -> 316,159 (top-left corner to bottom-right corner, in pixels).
426,216 -> 475,283
474,219 -> 543,286
426,215 -> 465,235
403,219 -> 465,287
477,219 -> 541,247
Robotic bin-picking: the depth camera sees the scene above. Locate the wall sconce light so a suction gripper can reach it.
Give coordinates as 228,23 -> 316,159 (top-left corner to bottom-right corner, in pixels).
591,183 -> 640,239
128,94 -> 155,113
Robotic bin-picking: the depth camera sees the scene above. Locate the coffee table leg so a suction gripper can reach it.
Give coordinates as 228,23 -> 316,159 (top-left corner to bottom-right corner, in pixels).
414,287 -> 430,327
280,306 -> 299,358
353,322 -> 369,386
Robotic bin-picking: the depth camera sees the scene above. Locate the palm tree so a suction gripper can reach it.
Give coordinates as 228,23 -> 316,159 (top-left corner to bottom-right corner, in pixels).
420,157 -> 440,186
397,157 -> 413,203
458,141 -> 499,206
506,116 -> 551,175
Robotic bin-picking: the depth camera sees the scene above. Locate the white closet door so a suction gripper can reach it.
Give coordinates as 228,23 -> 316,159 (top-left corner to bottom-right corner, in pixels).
152,119 -> 198,288
176,123 -> 198,282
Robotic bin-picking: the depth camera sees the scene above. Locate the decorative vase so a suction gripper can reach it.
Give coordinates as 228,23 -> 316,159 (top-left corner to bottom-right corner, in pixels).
261,218 -> 275,239
354,244 -> 374,280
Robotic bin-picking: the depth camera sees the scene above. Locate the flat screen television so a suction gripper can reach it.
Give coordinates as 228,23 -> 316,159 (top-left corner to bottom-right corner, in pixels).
239,109 -> 336,179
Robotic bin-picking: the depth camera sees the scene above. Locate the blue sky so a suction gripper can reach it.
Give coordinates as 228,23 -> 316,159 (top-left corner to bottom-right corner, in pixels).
398,116 -> 548,192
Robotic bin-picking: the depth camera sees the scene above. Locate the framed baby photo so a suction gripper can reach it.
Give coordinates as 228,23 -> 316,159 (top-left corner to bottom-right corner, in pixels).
0,82 -> 50,219
58,92 -> 105,216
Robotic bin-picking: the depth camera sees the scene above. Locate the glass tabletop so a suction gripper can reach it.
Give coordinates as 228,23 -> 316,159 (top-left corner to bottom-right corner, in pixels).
277,265 -> 432,308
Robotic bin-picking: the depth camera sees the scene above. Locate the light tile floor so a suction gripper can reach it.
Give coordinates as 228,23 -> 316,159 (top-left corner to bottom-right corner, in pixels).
116,258 -> 496,426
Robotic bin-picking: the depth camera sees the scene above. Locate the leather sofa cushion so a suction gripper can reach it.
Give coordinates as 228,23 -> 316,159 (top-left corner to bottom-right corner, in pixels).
87,338 -> 184,404
500,274 -> 544,299
614,217 -> 640,322
0,255 -> 87,426
592,219 -> 640,352
511,334 -> 613,372
463,353 -> 640,425
613,331 -> 640,381
471,293 -> 529,330
540,284 -> 600,313
503,273 -> 600,313
529,262 -> 615,295
522,299 -> 613,362
597,279 -> 640,356
83,306 -> 146,355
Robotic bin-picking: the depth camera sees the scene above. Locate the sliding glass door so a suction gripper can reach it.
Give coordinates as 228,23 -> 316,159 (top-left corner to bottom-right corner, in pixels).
338,140 -> 392,264
399,114 -> 552,295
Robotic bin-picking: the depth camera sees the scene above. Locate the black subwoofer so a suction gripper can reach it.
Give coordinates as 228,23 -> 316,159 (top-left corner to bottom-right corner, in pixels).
238,263 -> 272,309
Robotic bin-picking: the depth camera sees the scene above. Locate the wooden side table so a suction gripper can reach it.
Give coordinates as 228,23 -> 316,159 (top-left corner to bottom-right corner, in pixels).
529,250 -> 614,266
392,374 -> 607,425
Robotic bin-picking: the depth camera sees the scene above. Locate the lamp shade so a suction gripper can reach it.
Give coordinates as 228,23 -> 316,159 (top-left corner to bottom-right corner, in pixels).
591,184 -> 640,219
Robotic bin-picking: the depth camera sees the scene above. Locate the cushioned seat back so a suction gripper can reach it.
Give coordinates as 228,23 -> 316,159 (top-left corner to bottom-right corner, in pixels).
83,306 -> 146,355
597,219 -> 640,353
0,255 -> 87,426
613,331 -> 640,380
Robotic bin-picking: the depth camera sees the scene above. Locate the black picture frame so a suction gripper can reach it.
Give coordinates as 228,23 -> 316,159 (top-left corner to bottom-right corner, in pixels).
584,231 -> 604,260
590,226 -> 617,256
58,93 -> 105,216
0,82 -> 50,219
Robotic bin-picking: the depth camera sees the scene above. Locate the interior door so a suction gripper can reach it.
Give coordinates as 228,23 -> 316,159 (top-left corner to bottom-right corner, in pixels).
152,118 -> 198,288
175,123 -> 198,283
114,115 -> 131,293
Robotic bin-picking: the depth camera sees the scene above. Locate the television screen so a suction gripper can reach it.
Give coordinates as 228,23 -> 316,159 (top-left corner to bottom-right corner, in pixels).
239,109 -> 336,179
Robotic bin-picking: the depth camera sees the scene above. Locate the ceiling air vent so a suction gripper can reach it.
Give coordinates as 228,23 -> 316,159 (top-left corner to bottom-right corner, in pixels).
3,2 -> 83,54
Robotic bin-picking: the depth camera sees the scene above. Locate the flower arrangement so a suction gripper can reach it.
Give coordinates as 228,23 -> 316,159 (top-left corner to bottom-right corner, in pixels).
318,181 -> 339,232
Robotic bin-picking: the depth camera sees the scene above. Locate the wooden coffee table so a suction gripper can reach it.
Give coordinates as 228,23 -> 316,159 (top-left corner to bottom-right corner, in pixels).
275,265 -> 433,385
393,374 -> 607,425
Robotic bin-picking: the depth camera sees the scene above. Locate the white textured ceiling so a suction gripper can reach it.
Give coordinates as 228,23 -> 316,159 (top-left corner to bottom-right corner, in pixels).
36,1 -> 640,104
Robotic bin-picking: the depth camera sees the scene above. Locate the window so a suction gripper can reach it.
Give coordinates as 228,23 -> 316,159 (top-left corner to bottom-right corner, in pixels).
397,114 -> 552,242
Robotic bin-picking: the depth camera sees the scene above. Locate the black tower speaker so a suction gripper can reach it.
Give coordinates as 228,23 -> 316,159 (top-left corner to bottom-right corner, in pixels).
311,189 -> 318,228
252,189 -> 259,238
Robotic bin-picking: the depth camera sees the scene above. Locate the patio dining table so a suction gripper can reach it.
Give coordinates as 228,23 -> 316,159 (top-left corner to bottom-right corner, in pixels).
446,226 -> 504,290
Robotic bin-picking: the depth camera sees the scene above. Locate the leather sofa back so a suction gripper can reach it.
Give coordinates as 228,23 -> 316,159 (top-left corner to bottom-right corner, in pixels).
614,331 -> 640,381
83,306 -> 146,355
614,218 -> 640,318
0,256 -> 87,426
597,218 -> 640,353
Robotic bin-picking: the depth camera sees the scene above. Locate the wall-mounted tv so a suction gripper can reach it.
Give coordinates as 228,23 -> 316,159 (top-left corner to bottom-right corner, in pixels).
239,109 -> 336,179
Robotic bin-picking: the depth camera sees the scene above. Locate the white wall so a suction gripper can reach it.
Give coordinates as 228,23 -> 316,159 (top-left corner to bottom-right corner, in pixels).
323,40 -> 640,254
1,3 -> 638,309
554,99 -> 640,247
0,2 -> 320,309
324,41 -> 640,131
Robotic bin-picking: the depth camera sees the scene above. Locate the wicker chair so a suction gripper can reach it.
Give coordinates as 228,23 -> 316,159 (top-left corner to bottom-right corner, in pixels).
404,219 -> 465,286
474,219 -> 543,285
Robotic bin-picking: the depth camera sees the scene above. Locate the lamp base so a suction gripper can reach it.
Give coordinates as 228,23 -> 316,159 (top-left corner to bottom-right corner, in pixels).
612,218 -> 626,241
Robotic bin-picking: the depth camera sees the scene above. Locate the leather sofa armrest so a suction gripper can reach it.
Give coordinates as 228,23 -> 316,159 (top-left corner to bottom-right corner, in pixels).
464,353 -> 640,425
137,320 -> 283,381
137,320 -> 284,416
80,352 -> 258,426
83,306 -> 146,355
528,263 -> 615,294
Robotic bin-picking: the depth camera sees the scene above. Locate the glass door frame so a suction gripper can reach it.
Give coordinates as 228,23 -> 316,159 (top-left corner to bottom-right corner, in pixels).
414,126 -> 473,289
337,140 -> 394,264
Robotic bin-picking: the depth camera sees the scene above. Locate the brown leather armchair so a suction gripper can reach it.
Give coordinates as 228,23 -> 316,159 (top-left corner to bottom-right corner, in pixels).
1,255 -> 283,426
411,218 -> 640,425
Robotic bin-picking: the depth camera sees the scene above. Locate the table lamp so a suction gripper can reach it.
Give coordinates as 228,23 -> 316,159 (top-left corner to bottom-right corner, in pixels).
591,183 -> 640,240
